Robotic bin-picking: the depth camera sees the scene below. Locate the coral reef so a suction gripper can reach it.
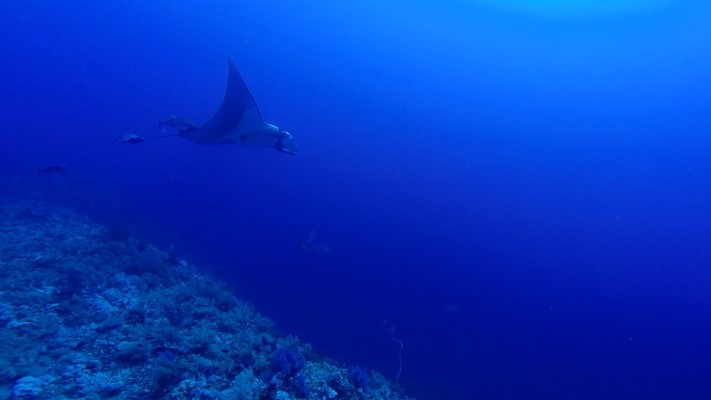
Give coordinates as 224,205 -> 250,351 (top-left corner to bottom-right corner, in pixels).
0,199 -> 414,400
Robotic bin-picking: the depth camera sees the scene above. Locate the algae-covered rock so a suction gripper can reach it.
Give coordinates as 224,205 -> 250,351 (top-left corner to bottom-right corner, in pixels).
0,200 -> 416,400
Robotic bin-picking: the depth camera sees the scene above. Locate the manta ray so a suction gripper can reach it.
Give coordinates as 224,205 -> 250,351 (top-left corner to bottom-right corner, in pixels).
177,57 -> 298,156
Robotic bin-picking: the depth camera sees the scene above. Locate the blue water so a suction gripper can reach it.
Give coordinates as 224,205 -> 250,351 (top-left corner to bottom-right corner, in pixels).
2,0 -> 711,398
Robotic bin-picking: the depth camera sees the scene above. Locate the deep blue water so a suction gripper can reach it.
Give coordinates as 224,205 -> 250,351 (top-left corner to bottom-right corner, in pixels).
2,0 -> 711,398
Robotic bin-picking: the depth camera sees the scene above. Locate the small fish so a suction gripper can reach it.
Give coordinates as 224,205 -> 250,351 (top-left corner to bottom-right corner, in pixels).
302,230 -> 332,252
158,115 -> 196,132
117,133 -> 144,144
37,164 -> 67,174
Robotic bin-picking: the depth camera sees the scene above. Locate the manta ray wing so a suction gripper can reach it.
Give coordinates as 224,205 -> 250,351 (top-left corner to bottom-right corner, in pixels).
184,57 -> 269,144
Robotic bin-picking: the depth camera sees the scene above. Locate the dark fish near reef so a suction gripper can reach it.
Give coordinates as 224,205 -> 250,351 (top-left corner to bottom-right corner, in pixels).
37,164 -> 67,174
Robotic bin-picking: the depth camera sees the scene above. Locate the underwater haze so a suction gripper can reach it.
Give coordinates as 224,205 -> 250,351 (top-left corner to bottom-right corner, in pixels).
2,0 -> 711,398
